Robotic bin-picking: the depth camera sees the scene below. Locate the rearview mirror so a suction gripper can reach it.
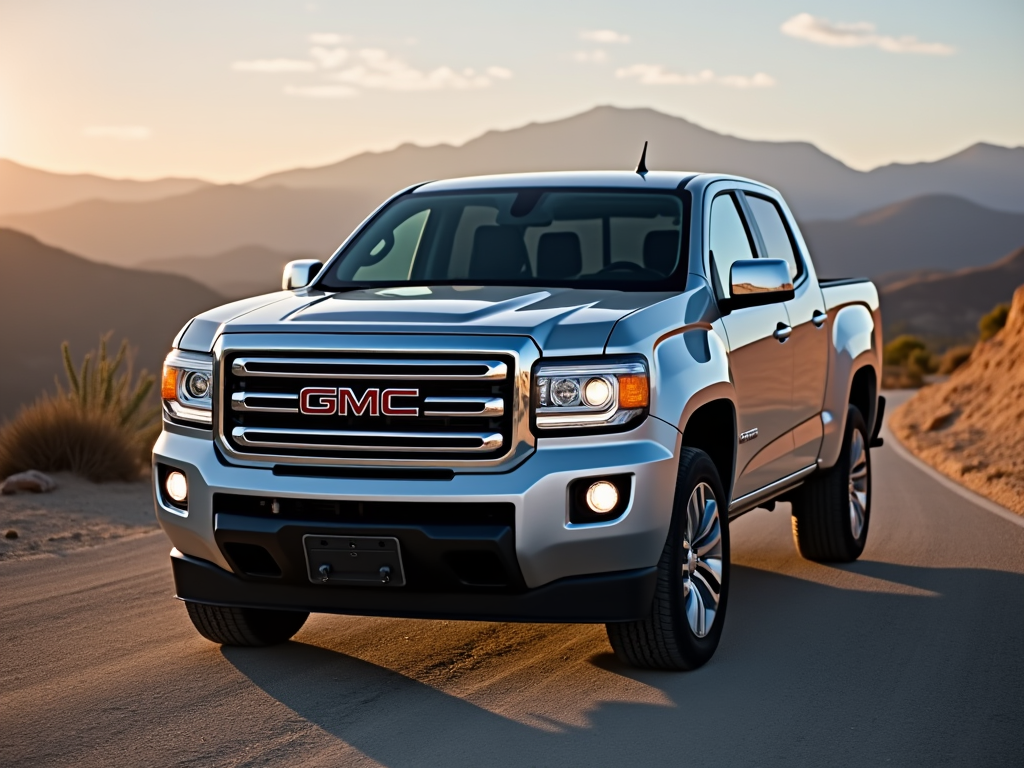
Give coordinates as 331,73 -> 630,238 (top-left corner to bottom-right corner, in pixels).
725,259 -> 794,310
282,259 -> 323,290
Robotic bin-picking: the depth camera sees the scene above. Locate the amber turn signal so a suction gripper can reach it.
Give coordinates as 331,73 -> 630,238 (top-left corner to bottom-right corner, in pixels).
618,374 -> 649,409
161,366 -> 178,400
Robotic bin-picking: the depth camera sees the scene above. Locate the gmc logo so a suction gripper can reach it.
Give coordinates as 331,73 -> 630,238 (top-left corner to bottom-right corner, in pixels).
299,387 -> 419,417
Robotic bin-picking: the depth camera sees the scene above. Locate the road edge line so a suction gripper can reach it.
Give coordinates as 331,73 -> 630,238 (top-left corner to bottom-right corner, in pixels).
883,423 -> 1024,531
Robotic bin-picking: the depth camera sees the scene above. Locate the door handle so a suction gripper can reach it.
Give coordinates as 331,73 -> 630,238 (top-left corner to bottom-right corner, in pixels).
773,323 -> 792,342
812,310 -> 827,328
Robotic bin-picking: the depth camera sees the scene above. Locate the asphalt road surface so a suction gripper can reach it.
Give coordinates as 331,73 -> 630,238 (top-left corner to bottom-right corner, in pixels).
3,393 -> 1023,767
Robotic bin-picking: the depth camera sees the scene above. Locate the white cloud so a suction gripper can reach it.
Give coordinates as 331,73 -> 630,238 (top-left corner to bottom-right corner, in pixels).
232,58 -> 317,72
328,49 -> 511,91
573,49 -> 608,63
308,33 -> 351,45
83,125 -> 151,140
580,30 -> 630,44
616,64 -> 776,88
284,84 -> 358,99
309,46 -> 350,68
781,13 -> 955,55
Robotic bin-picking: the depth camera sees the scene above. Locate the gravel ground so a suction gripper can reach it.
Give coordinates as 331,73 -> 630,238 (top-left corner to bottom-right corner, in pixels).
0,472 -> 156,561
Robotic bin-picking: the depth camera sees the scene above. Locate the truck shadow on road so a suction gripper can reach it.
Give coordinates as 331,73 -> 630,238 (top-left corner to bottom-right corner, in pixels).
222,562 -> 1024,767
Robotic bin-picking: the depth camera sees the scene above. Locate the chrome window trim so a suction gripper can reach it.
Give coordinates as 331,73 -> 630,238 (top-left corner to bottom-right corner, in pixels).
213,333 -> 539,472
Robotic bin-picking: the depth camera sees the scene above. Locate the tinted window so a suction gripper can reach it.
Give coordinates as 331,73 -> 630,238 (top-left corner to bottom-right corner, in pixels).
318,190 -> 686,290
745,194 -> 801,280
709,194 -> 755,298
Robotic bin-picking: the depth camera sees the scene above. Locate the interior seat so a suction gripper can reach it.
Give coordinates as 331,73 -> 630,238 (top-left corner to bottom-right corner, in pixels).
643,230 -> 680,275
536,232 -> 583,280
469,226 -> 532,280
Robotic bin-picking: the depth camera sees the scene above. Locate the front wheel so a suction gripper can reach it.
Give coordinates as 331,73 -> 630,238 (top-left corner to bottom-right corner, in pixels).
790,404 -> 871,562
184,602 -> 309,646
606,448 -> 730,670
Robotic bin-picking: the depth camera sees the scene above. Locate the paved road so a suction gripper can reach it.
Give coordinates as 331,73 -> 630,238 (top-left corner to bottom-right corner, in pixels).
3,394 -> 1023,767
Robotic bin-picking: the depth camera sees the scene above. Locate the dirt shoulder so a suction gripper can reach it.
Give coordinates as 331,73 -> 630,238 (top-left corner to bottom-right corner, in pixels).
890,285 -> 1024,515
0,472 -> 157,561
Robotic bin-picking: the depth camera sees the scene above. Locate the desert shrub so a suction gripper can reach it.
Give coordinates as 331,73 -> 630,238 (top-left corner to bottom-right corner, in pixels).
0,397 -> 142,482
0,337 -> 159,482
883,335 -> 928,366
979,302 -> 1010,341
882,365 -> 924,389
938,345 -> 974,375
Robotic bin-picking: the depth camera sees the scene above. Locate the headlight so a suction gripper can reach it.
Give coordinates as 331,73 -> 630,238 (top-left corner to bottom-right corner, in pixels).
533,357 -> 649,432
162,350 -> 214,425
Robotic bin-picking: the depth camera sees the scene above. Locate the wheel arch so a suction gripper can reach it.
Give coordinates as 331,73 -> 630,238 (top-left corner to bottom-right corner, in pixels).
679,397 -> 737,503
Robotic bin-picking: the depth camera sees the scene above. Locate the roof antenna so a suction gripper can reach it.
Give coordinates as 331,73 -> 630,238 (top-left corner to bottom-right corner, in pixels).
635,141 -> 649,175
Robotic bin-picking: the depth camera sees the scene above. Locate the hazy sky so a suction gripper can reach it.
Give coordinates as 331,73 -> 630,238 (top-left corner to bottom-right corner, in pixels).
1,0 -> 1021,182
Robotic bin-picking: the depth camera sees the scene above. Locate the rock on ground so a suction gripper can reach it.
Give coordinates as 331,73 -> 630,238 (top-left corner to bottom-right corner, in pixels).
1,470 -> 58,495
891,284 -> 1024,514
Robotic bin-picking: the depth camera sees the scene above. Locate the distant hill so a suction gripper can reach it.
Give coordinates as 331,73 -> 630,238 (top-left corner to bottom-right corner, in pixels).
139,245 -> 311,299
802,195 -> 1024,279
0,229 -> 224,418
880,245 -> 1024,345
0,185 -> 365,266
0,158 -> 209,216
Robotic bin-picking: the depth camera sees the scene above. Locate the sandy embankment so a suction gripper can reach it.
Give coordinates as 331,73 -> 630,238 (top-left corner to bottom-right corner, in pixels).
0,473 -> 157,561
890,284 -> 1024,514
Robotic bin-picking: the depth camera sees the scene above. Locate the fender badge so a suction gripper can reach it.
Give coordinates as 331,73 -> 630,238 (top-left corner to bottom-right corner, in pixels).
739,428 -> 759,444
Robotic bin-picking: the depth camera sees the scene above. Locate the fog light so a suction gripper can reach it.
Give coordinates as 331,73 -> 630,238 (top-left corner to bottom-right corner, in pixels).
165,471 -> 188,503
585,480 -> 619,514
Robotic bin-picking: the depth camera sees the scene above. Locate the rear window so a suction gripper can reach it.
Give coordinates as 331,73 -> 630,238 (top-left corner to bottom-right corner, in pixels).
317,189 -> 688,291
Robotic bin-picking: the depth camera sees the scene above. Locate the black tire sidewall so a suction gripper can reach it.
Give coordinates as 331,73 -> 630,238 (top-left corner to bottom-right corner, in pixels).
666,450 -> 731,666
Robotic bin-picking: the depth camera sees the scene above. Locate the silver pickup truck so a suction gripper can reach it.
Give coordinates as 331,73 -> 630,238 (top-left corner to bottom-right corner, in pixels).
154,169 -> 883,670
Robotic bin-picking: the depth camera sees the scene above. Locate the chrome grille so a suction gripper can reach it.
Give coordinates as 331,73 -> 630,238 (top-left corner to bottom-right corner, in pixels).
221,353 -> 515,463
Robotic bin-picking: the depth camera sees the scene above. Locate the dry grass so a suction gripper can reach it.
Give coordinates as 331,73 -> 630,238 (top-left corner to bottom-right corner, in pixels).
0,336 -> 160,483
0,397 -> 145,482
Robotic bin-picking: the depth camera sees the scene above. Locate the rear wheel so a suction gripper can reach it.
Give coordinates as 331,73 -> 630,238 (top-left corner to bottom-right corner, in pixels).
606,448 -> 730,670
184,602 -> 309,646
791,405 -> 871,562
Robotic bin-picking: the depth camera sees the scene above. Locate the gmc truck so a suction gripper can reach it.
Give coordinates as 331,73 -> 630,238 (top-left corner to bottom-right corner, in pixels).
154,169 -> 883,670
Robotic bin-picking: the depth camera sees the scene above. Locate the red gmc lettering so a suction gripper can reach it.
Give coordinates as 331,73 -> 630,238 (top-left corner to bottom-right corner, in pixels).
339,388 -> 379,416
382,388 -> 419,416
298,387 -> 337,415
298,387 -> 419,416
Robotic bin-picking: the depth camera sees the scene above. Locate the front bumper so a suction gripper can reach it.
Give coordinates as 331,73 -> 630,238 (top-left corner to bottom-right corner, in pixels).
154,416 -> 681,622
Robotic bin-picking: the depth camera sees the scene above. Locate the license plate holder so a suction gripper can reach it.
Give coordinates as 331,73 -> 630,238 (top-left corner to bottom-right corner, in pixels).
302,534 -> 406,587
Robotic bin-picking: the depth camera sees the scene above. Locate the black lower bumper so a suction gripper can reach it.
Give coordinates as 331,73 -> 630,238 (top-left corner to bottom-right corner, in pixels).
171,550 -> 658,624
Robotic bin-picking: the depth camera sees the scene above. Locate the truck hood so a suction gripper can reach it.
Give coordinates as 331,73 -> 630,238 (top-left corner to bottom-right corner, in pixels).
177,285 -> 678,356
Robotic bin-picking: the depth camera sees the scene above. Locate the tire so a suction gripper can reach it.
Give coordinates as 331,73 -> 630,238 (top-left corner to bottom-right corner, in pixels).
606,448 -> 730,671
184,602 -> 309,647
790,404 -> 871,562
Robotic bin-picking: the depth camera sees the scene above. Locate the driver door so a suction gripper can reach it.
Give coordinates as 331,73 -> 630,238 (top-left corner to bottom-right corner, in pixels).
708,191 -> 795,502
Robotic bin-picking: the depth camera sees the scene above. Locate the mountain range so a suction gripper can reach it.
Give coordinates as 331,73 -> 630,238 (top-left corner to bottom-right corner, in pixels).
1,106 -> 1022,271
139,245 -> 311,300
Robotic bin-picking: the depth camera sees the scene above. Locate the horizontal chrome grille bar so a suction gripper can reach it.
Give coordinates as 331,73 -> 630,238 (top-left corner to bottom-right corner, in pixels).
231,392 -> 298,413
422,397 -> 504,418
231,358 -> 507,381
232,427 -> 503,453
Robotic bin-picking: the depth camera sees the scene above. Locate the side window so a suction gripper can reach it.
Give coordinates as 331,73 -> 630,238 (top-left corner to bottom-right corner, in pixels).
709,193 -> 756,298
744,194 -> 802,281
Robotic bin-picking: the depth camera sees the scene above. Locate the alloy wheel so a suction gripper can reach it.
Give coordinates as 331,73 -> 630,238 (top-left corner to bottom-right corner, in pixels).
848,430 -> 869,539
681,482 -> 723,638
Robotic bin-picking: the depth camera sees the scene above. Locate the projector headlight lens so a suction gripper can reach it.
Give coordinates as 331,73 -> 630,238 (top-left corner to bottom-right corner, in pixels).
165,471 -> 188,503
585,480 -> 619,514
162,350 -> 213,425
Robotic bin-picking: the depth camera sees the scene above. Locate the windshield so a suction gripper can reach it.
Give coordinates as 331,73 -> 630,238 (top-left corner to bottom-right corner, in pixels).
317,189 -> 688,291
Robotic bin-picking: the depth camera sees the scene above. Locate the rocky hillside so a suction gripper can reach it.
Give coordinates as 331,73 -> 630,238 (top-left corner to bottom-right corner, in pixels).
891,284 -> 1024,513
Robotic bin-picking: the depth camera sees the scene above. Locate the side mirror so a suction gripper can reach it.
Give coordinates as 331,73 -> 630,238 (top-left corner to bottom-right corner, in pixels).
282,259 -> 323,290
725,259 -> 794,310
